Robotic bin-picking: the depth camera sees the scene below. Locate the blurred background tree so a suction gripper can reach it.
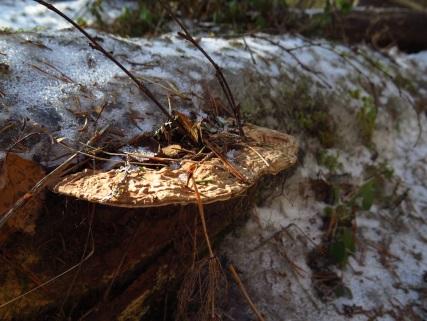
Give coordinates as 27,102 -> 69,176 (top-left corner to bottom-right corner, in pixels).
83,0 -> 427,52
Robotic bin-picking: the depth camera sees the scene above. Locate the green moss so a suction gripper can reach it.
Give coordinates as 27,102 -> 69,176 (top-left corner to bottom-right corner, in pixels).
75,17 -> 88,27
394,74 -> 417,95
109,4 -> 162,37
88,0 -> 289,36
317,150 -> 343,173
241,76 -> 339,147
356,95 -> 377,147
296,109 -> 337,147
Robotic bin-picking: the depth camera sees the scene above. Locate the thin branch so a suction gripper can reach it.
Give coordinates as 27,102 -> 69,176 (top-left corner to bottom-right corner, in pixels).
251,34 -> 332,90
191,175 -> 215,258
228,264 -> 266,321
33,0 -> 171,121
33,0 -> 204,145
242,36 -> 257,65
203,139 -> 248,183
161,2 -> 245,137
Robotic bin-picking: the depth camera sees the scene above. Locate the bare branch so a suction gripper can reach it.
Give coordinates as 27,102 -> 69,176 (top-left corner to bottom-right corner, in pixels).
33,0 -> 171,121
161,2 -> 245,137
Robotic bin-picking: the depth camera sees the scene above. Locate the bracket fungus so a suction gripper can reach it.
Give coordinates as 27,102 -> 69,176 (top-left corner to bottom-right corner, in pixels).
53,124 -> 298,207
0,25 -> 299,320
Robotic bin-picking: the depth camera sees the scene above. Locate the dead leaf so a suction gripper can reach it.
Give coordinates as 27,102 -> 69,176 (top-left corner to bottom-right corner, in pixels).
175,111 -> 200,143
0,154 -> 45,244
161,144 -> 182,157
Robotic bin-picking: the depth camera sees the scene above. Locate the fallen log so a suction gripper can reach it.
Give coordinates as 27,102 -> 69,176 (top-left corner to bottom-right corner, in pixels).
0,29 -> 299,320
301,8 -> 427,52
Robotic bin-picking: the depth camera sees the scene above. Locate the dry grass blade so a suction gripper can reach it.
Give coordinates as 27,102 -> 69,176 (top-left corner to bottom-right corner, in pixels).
32,0 -> 197,141
175,176 -> 225,321
0,123 -> 14,135
203,139 -> 248,183
160,1 -> 245,137
177,257 -> 222,321
228,264 -> 266,321
243,144 -> 270,167
191,175 -> 214,258
30,62 -> 74,84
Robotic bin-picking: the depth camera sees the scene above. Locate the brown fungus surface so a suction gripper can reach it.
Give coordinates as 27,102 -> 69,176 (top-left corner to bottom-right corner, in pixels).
53,124 -> 298,207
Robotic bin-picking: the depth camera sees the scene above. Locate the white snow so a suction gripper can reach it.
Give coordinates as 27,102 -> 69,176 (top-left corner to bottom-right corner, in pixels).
0,0 -> 138,31
0,0 -> 90,30
218,42 -> 427,321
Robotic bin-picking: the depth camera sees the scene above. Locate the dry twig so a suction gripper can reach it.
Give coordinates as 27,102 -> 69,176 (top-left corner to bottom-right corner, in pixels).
161,2 -> 245,137
33,0 -> 172,121
228,264 -> 266,321
176,175 -> 224,321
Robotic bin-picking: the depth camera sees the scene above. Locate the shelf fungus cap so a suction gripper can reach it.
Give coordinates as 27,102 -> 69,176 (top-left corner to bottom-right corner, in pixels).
53,124 -> 298,207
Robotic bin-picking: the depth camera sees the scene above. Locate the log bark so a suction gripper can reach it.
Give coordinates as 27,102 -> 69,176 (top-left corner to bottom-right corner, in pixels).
0,171 -> 292,321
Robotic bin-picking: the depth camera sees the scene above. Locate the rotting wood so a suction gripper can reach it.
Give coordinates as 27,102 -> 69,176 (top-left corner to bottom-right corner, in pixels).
0,168 -> 297,320
229,264 -> 266,321
0,154 -> 45,245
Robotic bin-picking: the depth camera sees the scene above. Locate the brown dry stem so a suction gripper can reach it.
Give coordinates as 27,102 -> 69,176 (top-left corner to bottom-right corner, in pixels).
229,264 -> 266,321
161,1 -> 245,137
